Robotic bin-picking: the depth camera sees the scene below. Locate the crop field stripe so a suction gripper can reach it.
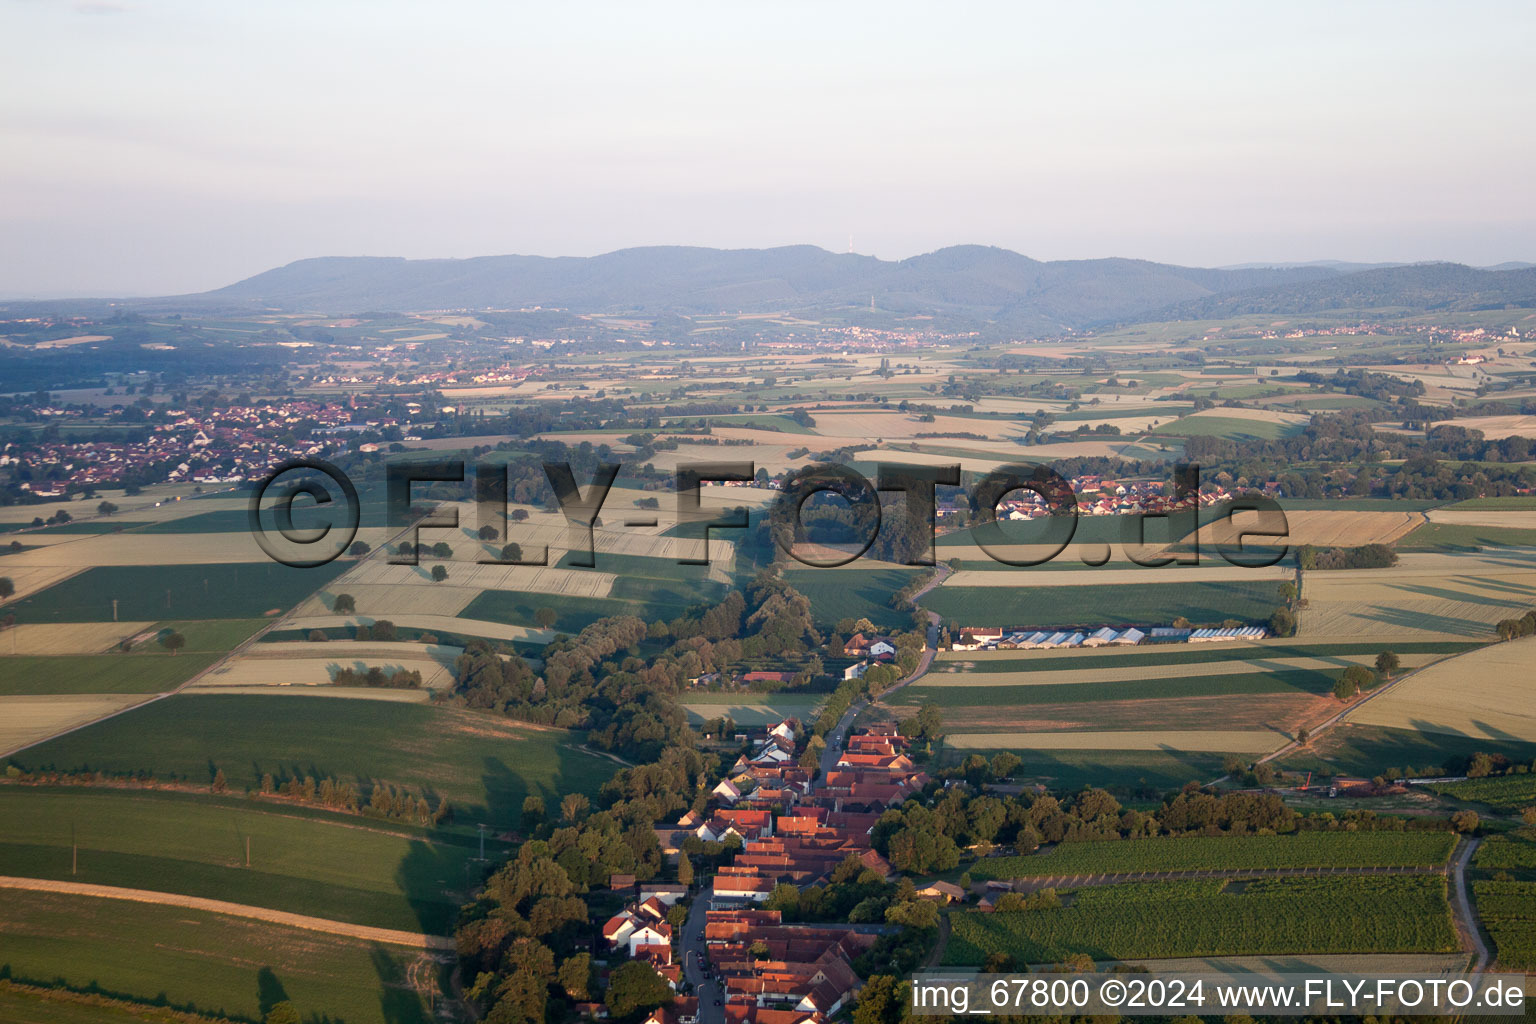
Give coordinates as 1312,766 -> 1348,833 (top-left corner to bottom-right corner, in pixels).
931,640 -> 1479,672
942,875 -> 1458,964
899,669 -> 1347,708
967,832 -> 1456,880
0,653 -> 224,695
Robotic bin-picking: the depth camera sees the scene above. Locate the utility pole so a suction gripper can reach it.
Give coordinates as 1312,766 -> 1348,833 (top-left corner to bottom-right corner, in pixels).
71,823 -> 77,875
246,834 -> 251,868
112,598 -> 118,622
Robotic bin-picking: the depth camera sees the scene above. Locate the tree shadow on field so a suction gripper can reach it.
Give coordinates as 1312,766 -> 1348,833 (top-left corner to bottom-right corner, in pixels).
257,967 -> 289,1017
371,946 -> 430,1024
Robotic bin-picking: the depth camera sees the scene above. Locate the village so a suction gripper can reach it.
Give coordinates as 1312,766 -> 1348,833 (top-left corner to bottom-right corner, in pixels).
595,720 -> 942,1024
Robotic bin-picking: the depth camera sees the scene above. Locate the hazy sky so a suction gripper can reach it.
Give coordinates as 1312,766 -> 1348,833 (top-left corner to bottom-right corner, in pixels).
3,0 -> 1534,297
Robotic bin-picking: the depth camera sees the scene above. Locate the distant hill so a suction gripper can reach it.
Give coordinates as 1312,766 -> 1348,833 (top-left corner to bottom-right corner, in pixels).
1152,262 -> 1536,320
16,247 -> 1533,330
192,245 -> 1342,329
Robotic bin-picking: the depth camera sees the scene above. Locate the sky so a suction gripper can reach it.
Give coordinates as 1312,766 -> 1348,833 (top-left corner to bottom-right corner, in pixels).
2,0 -> 1534,297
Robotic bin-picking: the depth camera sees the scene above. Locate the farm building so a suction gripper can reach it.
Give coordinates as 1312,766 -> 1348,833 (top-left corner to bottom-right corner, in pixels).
1188,626 -> 1269,643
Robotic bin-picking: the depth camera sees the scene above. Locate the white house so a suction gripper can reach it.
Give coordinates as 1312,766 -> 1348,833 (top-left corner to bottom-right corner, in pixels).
628,922 -> 672,959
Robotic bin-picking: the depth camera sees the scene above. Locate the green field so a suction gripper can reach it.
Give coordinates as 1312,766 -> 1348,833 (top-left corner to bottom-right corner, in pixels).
900,669 -> 1345,710
10,695 -> 613,829
0,619 -> 268,695
1473,880 -> 1536,970
965,832 -> 1456,880
1150,415 -> 1307,441
782,566 -> 926,629
1475,828 -> 1536,874
0,653 -> 222,695
922,580 -> 1283,629
0,983 -> 189,1024
1446,497 -> 1536,511
461,552 -> 732,632
3,564 -> 346,622
936,513 -> 1220,551
0,789 -> 472,932
0,889 -> 432,1022
943,875 -> 1457,964
1399,522 -> 1536,550
1427,775 -> 1536,814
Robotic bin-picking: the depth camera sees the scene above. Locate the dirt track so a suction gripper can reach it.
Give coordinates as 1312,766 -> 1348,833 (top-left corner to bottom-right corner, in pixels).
0,875 -> 453,950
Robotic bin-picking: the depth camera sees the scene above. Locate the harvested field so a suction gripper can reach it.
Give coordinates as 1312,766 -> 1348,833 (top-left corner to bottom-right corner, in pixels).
283,612 -> 551,644
0,566 -> 82,603
1349,638 -> 1536,741
341,557 -> 615,597
0,621 -> 155,655
1300,551 -> 1536,639
944,730 -> 1286,753
182,684 -> 432,701
1182,509 -> 1421,549
1424,509 -> 1536,529
192,652 -> 454,689
294,582 -> 477,617
0,529 -> 390,567
1441,414 -> 1536,439
0,694 -> 154,755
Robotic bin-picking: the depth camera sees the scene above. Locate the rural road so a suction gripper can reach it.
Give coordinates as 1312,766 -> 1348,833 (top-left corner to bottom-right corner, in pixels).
1202,643 -> 1462,788
817,565 -> 949,785
1448,837 -> 1491,972
0,875 -> 453,950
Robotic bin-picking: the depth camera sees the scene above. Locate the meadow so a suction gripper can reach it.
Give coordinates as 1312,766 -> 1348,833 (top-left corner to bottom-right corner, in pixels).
943,875 -> 1457,964
0,789 -> 472,932
965,832 -> 1455,880
922,579 -> 1283,629
11,695 -> 613,828
0,889 -> 433,1023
